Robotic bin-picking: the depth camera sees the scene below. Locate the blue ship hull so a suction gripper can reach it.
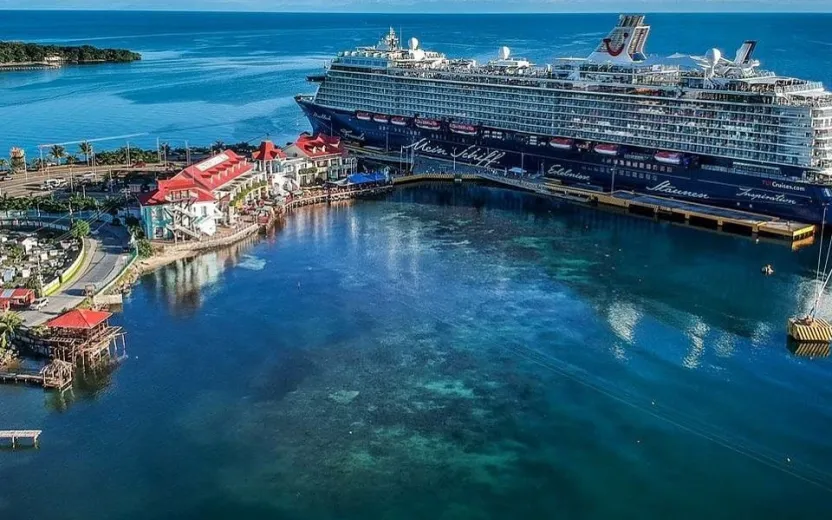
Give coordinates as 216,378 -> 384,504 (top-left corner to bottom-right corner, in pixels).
298,99 -> 832,225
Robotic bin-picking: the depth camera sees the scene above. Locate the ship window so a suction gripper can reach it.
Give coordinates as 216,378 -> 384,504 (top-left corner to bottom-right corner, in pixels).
639,163 -> 644,169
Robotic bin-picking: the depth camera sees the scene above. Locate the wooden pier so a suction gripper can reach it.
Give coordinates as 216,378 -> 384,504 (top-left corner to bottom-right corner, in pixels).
392,173 -> 816,248
0,359 -> 74,390
0,430 -> 42,449
284,185 -> 394,211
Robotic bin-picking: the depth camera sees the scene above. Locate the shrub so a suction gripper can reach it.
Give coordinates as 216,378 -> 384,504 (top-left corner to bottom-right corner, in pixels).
136,239 -> 153,258
70,219 -> 90,239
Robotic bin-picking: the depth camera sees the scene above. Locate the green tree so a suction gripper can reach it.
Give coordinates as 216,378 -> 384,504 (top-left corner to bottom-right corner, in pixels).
0,158 -> 7,171
0,311 -> 23,352
10,153 -> 26,174
50,144 -> 66,166
136,238 -> 153,258
70,219 -> 91,239
212,140 -> 225,153
79,141 -> 92,165
25,271 -> 44,298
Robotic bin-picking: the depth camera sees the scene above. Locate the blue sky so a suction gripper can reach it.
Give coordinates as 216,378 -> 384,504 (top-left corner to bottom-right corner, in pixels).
1,1 -> 830,12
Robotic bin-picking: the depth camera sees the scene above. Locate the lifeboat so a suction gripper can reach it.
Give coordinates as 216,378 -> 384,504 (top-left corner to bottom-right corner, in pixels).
373,114 -> 389,123
356,111 -> 371,121
391,116 -> 408,126
549,137 -> 574,150
415,118 -> 441,130
449,122 -> 477,136
655,151 -> 683,165
594,143 -> 619,156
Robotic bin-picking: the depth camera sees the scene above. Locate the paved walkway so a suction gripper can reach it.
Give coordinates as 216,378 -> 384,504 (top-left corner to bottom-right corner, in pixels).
18,223 -> 131,326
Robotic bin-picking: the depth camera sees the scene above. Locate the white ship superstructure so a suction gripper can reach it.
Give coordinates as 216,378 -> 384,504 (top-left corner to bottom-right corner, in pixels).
298,14 -> 832,224
310,15 -> 832,176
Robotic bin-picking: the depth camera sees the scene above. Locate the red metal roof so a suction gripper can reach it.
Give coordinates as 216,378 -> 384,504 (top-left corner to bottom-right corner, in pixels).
47,309 -> 112,329
0,288 -> 35,302
252,140 -> 286,161
139,150 -> 252,207
293,133 -> 344,158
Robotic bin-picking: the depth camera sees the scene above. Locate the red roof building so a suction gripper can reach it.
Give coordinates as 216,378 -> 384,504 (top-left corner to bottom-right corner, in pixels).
0,288 -> 36,309
139,150 -> 267,241
46,309 -> 112,330
290,133 -> 345,159
252,140 -> 287,162
139,150 -> 254,207
283,133 -> 355,185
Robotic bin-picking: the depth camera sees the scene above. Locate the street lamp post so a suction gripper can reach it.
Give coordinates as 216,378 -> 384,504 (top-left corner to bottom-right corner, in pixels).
611,166 -> 617,193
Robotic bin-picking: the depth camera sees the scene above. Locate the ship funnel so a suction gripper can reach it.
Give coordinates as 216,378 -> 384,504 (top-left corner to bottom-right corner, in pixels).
587,14 -> 650,64
499,46 -> 511,60
408,37 -> 419,50
733,40 -> 756,65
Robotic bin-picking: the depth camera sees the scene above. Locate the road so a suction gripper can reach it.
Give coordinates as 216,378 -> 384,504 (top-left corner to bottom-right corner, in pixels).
18,223 -> 132,326
0,163 -> 174,197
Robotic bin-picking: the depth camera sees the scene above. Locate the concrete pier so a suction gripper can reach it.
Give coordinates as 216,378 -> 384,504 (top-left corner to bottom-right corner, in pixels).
0,430 -> 42,449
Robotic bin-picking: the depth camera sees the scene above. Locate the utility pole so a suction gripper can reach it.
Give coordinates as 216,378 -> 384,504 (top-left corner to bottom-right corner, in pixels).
185,140 -> 190,164
126,141 -> 131,166
156,137 -> 161,165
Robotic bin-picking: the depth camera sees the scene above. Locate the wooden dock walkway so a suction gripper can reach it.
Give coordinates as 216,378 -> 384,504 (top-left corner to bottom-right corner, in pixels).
393,173 -> 816,248
0,359 -> 74,391
0,430 -> 42,448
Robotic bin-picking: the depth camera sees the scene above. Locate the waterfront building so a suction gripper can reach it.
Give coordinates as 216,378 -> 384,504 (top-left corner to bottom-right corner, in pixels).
252,140 -> 298,195
138,150 -> 267,241
298,15 -> 832,224
283,133 -> 357,185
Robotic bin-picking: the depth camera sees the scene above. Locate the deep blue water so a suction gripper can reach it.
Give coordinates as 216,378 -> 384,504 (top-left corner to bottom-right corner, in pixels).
1,11 -> 832,156
2,183 -> 832,519
2,11 -> 832,519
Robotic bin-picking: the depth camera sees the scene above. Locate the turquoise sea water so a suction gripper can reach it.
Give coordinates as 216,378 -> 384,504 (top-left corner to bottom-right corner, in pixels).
2,184 -> 832,519
1,10 -> 832,519
1,11 -> 832,155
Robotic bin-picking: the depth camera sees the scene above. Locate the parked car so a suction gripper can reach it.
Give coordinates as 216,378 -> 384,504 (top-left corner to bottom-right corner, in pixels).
0,174 -> 13,181
29,297 -> 49,310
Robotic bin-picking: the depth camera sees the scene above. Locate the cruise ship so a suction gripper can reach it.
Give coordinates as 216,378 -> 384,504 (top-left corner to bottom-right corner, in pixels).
297,14 -> 832,224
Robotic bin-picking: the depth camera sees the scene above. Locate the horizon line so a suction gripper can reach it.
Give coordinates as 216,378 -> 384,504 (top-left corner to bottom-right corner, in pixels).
2,9 -> 832,14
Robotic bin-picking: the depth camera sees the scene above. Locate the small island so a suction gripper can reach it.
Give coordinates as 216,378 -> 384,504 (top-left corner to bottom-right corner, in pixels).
0,41 -> 141,70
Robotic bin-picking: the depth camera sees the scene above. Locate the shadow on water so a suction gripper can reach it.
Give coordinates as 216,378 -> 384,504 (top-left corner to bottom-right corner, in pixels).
250,347 -> 320,402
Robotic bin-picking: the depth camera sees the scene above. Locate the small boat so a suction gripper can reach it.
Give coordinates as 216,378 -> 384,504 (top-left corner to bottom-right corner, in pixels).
549,137 -> 574,150
415,118 -> 441,130
594,143 -> 619,156
356,112 -> 371,121
655,150 -> 683,165
761,264 -> 774,276
373,114 -> 389,123
449,122 -> 477,135
391,116 -> 408,126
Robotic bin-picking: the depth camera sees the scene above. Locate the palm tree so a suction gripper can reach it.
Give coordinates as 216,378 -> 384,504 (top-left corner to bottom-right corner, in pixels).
212,140 -> 225,153
0,311 -> 23,353
50,144 -> 66,166
79,141 -> 92,165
